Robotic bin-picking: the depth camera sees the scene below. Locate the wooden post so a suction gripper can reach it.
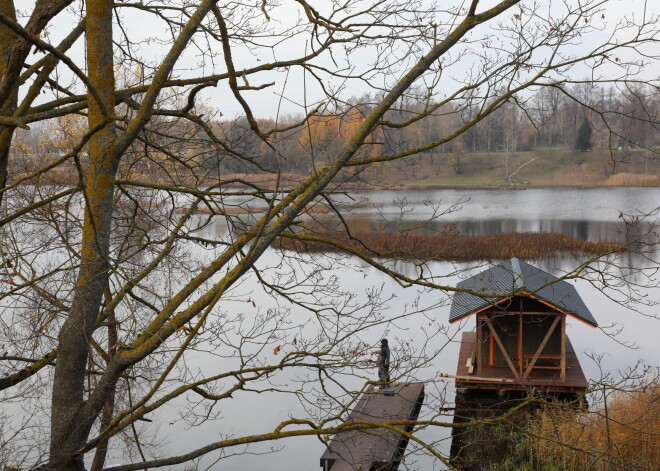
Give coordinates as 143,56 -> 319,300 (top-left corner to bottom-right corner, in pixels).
519,298 -> 524,375
522,315 -> 560,380
489,317 -> 494,367
518,313 -> 523,375
485,318 -> 520,381
560,314 -> 566,381
476,318 -> 482,375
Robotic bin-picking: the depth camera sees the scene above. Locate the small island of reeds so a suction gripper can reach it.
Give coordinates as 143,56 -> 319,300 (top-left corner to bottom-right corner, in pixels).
276,231 -> 625,262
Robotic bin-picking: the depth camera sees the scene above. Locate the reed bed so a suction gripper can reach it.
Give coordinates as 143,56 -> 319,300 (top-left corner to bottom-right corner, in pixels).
174,205 -> 330,215
452,383 -> 659,471
525,389 -> 660,470
276,231 -> 624,262
487,384 -> 660,471
174,206 -> 264,215
603,172 -> 660,187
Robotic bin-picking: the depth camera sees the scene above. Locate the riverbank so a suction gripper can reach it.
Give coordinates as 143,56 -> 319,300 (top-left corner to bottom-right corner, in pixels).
9,148 -> 658,191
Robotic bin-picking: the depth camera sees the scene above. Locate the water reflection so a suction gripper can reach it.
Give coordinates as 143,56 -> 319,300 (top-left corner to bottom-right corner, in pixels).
299,215 -> 646,243
124,189 -> 660,470
210,187 -> 658,244
7,188 -> 653,471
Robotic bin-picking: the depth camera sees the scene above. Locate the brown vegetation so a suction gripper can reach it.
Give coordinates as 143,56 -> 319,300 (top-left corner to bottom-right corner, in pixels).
518,385 -> 660,471
276,231 -> 624,262
174,204 -> 331,215
454,383 -> 660,471
603,172 -> 660,187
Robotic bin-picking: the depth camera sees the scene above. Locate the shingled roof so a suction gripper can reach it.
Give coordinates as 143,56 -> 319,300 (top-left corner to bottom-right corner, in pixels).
449,258 -> 597,327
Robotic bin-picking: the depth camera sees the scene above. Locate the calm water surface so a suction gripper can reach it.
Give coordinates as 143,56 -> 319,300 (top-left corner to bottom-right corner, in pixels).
130,187 -> 659,471
5,188 -> 652,470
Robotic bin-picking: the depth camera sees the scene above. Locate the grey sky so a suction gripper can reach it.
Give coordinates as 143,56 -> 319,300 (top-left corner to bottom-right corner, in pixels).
18,0 -> 660,119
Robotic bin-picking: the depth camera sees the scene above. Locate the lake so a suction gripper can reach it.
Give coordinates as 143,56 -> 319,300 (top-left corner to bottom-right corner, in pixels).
2,187 -> 658,470
141,187 -> 659,471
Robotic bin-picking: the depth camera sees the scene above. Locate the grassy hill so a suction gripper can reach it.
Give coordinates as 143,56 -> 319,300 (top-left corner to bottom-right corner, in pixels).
379,147 -> 660,188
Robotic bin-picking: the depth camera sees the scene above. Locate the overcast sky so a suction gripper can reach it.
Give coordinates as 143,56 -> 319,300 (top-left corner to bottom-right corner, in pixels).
18,0 -> 660,119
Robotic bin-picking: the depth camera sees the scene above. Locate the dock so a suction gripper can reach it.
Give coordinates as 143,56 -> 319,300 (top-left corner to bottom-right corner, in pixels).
320,382 -> 425,471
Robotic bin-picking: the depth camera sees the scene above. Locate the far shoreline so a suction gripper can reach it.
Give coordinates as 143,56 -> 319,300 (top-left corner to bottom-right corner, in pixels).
7,167 -> 658,192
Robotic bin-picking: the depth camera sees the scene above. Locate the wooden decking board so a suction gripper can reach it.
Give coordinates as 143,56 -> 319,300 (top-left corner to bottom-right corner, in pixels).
453,332 -> 588,392
320,382 -> 425,471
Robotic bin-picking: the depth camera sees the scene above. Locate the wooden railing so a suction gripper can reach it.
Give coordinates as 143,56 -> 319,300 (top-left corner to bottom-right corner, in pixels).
522,353 -> 561,370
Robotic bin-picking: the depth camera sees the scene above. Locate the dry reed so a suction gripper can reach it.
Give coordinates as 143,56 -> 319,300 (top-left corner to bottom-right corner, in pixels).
276,231 -> 624,262
515,385 -> 660,470
454,383 -> 659,471
603,172 -> 660,187
174,205 -> 331,215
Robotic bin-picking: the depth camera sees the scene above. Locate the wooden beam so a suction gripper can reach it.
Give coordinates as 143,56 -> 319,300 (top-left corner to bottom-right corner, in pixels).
439,373 -> 514,383
523,315 -> 561,380
511,311 -> 571,315
467,348 -> 476,374
560,315 -> 566,381
476,320 -> 482,375
485,318 -> 520,381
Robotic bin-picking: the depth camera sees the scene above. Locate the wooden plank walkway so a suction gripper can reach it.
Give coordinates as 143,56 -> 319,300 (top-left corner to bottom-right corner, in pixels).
453,332 -> 588,393
320,382 -> 425,471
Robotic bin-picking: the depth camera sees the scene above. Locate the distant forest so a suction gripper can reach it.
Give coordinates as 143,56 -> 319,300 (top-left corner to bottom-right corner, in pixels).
10,83 -> 659,181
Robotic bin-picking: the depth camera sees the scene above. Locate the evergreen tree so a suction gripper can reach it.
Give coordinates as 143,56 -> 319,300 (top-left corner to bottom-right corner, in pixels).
574,117 -> 593,151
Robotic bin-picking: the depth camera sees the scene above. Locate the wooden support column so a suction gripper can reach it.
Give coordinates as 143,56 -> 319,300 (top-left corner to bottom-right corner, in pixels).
476,318 -> 482,375
518,313 -> 523,375
489,327 -> 494,366
520,298 -> 524,375
560,314 -> 566,381
485,318 -> 520,381
522,315 -> 560,380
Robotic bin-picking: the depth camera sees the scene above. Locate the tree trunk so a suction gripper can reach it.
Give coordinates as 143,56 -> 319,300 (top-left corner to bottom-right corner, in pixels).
0,1 -> 17,207
49,0 -> 117,469
90,288 -> 118,471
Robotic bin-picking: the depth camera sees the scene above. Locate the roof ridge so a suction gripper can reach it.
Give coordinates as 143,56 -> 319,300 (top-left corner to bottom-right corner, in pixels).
510,257 -> 524,291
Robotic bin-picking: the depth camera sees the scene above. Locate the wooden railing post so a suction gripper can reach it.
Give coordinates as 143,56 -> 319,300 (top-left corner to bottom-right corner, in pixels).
560,314 -> 566,381
476,318 -> 482,375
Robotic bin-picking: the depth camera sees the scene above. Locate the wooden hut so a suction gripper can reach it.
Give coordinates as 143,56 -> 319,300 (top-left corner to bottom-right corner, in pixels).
448,258 -> 596,394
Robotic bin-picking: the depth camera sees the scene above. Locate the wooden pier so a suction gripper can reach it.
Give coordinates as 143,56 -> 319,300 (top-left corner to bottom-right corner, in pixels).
320,382 -> 425,471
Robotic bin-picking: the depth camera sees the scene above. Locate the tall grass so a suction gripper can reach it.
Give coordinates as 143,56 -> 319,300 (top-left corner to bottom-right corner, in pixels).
276,231 -> 624,262
603,172 -> 660,187
522,386 -> 660,471
473,384 -> 660,471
